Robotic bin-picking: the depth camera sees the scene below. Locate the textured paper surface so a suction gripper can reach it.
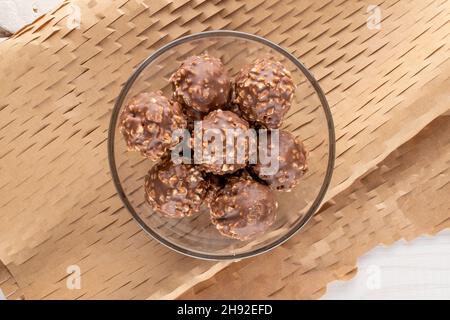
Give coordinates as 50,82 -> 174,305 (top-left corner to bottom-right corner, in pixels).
181,116 -> 450,299
0,260 -> 24,300
0,0 -> 448,299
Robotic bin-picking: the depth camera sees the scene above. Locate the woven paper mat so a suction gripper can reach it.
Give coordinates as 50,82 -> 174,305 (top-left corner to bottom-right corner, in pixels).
0,0 -> 448,299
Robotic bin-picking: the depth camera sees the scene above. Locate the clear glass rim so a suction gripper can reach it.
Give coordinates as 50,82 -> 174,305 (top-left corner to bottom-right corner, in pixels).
107,30 -> 336,261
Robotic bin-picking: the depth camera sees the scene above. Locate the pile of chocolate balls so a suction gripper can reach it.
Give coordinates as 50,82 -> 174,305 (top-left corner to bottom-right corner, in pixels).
119,53 -> 308,241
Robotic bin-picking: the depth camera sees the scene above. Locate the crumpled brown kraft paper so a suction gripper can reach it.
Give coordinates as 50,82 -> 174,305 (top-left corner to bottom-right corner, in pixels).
0,0 -> 448,299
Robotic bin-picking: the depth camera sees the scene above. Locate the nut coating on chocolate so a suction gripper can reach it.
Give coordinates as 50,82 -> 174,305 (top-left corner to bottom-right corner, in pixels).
253,130 -> 308,191
197,109 -> 252,175
119,91 -> 187,160
203,173 -> 227,208
182,106 -> 206,132
234,58 -> 296,128
210,174 -> 278,240
145,158 -> 209,218
224,102 -> 244,119
170,54 -> 231,113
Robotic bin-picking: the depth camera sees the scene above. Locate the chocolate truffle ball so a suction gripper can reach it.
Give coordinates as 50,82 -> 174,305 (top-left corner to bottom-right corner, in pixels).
119,91 -> 187,160
195,109 -> 252,175
253,130 -> 308,191
234,58 -> 296,128
144,158 -> 210,218
170,54 -> 231,113
210,174 -> 278,240
182,104 -> 245,132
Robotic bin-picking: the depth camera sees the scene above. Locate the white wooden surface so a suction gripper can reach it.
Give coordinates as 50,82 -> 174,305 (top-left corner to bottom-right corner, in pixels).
323,230 -> 450,300
1,0 -> 449,300
0,0 -> 62,33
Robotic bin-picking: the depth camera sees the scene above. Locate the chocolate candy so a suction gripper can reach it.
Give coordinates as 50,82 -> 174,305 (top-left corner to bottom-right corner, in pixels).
224,102 -> 244,119
119,91 -> 187,160
144,158 -> 209,218
170,53 -> 231,113
182,103 -> 243,132
203,173 -> 227,207
196,109 -> 252,175
182,106 -> 206,132
234,58 -> 296,128
253,130 -> 308,191
119,54 -> 307,240
210,174 -> 278,240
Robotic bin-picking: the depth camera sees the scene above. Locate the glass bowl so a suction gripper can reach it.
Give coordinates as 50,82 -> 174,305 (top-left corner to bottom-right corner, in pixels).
108,30 -> 335,260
